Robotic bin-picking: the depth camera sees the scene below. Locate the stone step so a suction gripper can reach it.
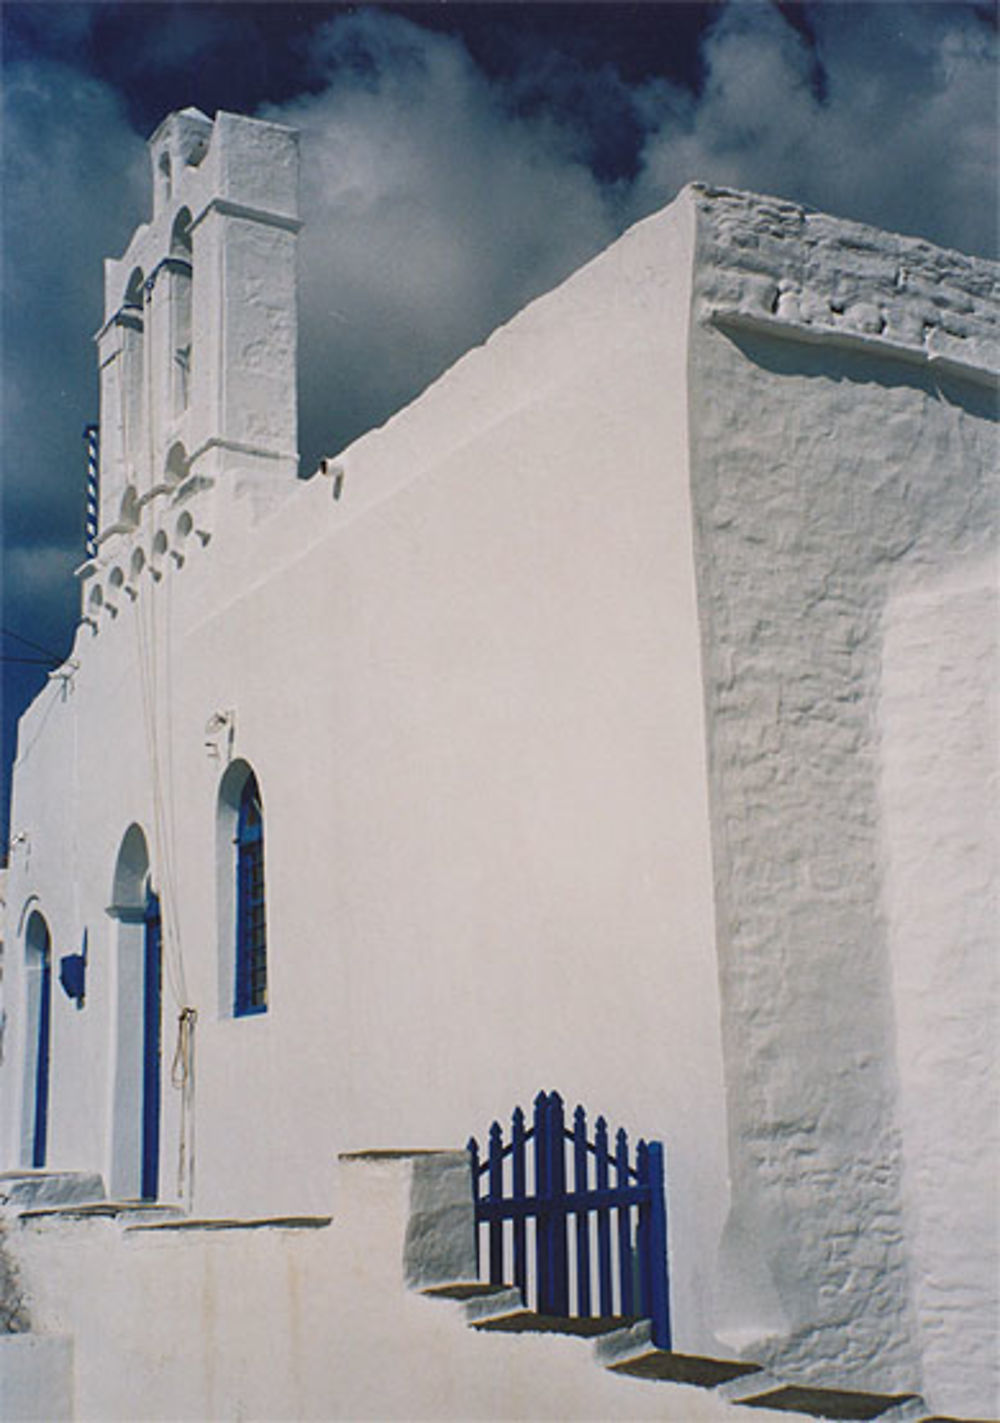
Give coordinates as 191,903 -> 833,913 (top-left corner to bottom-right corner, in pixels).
472,1310 -> 637,1339
421,1281 -> 527,1324
422,1282 -> 515,1302
608,1348 -> 765,1392
591,1317 -> 653,1365
463,1286 -> 527,1323
606,1348 -> 928,1419
418,1284 -> 933,1421
734,1382 -> 924,1420
0,1171 -> 106,1211
124,1214 -> 332,1235
715,1368 -> 785,1404
17,1200 -> 184,1228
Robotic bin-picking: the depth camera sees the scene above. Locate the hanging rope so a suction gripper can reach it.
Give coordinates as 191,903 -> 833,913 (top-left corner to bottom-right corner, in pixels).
131,535 -> 197,1202
131,554 -> 187,1006
171,1006 -> 197,1200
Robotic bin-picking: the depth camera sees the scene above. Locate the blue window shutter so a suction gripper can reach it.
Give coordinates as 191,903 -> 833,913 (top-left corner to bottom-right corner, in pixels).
235,774 -> 267,1016
141,888 -> 161,1201
32,948 -> 51,1169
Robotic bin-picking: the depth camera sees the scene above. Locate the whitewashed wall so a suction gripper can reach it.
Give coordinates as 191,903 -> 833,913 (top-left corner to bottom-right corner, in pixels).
1,161 -> 996,1417
879,567 -> 998,1417
687,187 -> 998,1415
1,187 -> 734,1358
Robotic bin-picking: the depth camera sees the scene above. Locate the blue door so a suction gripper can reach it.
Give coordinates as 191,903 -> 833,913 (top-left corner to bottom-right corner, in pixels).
31,931 -> 52,1169
141,888 -> 161,1201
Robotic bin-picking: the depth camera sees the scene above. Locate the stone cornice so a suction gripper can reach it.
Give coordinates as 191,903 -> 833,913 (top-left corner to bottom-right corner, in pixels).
189,196 -> 301,236
708,306 -> 999,390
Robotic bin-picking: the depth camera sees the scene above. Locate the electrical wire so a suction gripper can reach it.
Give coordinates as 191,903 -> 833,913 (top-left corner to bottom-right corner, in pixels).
1,626 -> 65,662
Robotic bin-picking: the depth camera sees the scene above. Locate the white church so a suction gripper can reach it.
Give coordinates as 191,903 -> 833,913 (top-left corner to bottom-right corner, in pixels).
0,108 -> 997,1422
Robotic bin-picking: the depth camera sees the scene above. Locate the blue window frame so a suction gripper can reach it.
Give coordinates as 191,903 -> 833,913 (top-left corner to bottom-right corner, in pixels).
235,773 -> 267,1016
141,886 -> 161,1200
28,914 -> 52,1170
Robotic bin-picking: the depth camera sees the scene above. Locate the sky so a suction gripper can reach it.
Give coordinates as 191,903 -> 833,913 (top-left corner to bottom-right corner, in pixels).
1,0 -> 997,854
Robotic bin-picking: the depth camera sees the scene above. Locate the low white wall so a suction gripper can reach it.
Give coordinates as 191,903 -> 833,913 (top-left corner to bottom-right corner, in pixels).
4,1153 -> 793,1422
0,1334 -> 73,1421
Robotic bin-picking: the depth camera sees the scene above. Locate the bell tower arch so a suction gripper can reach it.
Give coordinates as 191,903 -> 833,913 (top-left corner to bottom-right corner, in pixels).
93,107 -> 300,549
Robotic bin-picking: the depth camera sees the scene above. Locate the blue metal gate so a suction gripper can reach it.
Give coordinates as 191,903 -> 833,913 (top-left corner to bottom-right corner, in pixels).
468,1091 -> 671,1349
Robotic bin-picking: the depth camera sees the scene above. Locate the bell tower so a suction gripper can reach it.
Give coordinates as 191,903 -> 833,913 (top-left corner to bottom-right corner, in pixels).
94,108 -> 300,540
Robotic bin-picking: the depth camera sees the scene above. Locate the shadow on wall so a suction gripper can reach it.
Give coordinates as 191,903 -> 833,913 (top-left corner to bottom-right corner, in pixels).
723,329 -> 998,421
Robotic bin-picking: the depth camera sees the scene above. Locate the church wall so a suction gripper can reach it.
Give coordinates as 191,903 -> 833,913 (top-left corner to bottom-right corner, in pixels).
687,188 -> 998,1414
2,191 -> 736,1358
4,141 -> 996,1410
184,190 -> 730,1355
878,570 -> 998,1417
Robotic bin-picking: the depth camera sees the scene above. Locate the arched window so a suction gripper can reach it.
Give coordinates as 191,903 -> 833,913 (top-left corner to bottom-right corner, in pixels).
121,267 -> 146,474
108,825 -> 161,1200
157,149 -> 172,207
165,440 -> 188,486
235,773 -> 267,1016
23,910 -> 52,1168
217,761 -> 269,1017
169,209 -> 193,416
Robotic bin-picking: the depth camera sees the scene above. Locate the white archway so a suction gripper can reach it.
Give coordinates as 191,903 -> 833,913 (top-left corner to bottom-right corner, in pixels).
107,825 -> 161,1200
21,909 -> 52,1168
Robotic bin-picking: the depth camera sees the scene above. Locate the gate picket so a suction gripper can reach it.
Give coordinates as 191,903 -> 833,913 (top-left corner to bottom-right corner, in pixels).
488,1121 -> 504,1286
615,1127 -> 633,1316
468,1134 -> 481,1274
637,1139 -> 652,1320
595,1114 -> 613,1316
469,1090 -> 671,1350
533,1091 -> 548,1312
573,1105 -> 591,1317
546,1092 -> 568,1316
512,1105 -> 527,1303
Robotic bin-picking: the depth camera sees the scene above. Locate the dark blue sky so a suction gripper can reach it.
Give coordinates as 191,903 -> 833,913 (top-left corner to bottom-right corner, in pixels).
2,1 -> 997,855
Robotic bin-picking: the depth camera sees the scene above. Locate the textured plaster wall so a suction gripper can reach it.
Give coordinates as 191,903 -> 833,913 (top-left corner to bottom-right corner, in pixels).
687,188 -> 998,1411
879,569 -> 999,1417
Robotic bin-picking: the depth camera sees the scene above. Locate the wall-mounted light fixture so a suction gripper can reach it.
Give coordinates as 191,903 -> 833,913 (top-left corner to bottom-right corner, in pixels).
59,930 -> 88,1009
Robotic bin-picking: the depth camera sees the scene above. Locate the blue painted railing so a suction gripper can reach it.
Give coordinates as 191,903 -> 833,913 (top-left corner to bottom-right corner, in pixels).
468,1091 -> 671,1349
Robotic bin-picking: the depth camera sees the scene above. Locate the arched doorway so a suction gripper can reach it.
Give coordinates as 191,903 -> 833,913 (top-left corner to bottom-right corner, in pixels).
22,910 -> 52,1168
109,826 -> 161,1200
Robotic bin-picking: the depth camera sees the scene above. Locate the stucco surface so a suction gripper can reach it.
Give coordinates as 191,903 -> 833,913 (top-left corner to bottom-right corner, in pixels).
879,570 -> 999,1417
688,188 -> 997,1411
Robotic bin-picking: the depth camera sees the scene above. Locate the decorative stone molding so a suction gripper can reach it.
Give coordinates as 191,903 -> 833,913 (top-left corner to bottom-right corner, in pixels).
694,185 -> 999,388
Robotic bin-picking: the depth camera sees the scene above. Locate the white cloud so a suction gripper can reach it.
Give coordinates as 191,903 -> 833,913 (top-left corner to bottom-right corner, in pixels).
265,11 -> 621,472
631,3 -> 998,255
